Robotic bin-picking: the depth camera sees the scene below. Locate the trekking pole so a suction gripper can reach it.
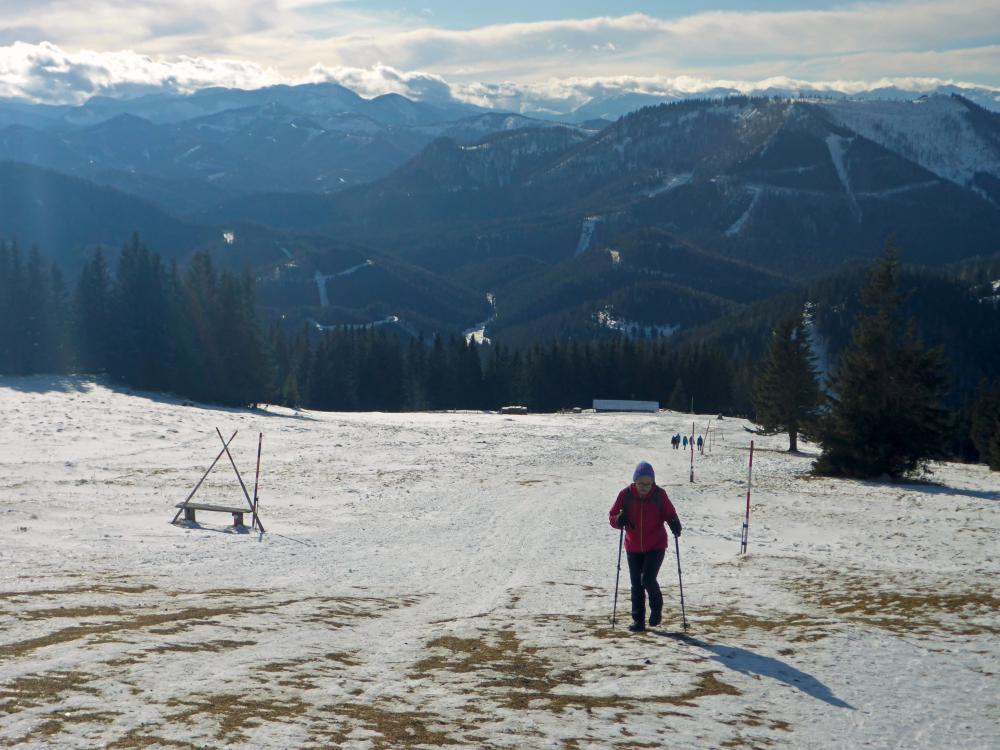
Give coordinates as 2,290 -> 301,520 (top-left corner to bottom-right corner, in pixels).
611,524 -> 624,628
740,440 -> 754,554
674,535 -> 689,631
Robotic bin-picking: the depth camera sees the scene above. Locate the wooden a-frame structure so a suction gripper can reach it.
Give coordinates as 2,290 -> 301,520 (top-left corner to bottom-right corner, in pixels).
171,428 -> 265,532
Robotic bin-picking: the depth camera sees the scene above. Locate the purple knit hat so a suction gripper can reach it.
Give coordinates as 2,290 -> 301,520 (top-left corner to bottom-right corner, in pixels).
633,461 -> 655,483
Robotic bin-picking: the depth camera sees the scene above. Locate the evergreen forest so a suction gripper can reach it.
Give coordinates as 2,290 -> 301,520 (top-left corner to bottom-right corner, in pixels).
1,236 -> 998,470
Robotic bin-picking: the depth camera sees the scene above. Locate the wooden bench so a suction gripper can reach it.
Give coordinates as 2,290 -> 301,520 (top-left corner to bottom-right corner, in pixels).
175,502 -> 253,527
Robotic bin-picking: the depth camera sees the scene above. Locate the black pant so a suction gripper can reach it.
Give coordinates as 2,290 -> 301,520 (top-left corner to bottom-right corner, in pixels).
626,548 -> 665,623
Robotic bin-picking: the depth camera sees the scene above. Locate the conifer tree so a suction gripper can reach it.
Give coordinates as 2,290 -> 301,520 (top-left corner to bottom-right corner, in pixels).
110,234 -> 170,391
988,416 -> 1000,471
814,242 -> 949,479
74,249 -> 113,374
46,263 -> 70,373
0,242 -> 27,373
668,378 -> 689,412
969,380 -> 1000,469
753,311 -> 821,451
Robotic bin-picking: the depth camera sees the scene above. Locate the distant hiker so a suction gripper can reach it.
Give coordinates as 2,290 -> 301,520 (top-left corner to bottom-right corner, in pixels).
671,434 -> 679,449
697,435 -> 704,454
682,435 -> 688,449
609,461 -> 682,632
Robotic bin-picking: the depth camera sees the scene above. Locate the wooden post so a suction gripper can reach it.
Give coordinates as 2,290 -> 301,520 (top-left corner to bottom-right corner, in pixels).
251,432 -> 263,532
216,427 -> 265,533
172,430 -> 238,524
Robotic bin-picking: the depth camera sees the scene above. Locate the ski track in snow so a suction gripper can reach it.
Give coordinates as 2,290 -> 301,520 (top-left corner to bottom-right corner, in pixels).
1,376 -> 998,749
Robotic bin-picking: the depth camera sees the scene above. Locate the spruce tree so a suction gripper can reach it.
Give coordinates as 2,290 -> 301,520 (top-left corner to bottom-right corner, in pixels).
814,243 -> 949,479
753,311 -> 821,452
969,380 -> 1000,468
988,416 -> 1000,471
668,378 -> 689,412
74,250 -> 113,374
110,234 -> 169,391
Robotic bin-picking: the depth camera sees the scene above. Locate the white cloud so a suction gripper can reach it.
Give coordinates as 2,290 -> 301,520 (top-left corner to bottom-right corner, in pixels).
2,41 -> 998,115
1,2 -> 998,106
307,62 -> 454,104
0,42 -> 285,103
1,2 -> 997,85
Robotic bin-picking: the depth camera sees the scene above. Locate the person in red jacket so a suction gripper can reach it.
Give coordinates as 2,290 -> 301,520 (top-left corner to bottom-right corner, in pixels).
609,461 -> 682,632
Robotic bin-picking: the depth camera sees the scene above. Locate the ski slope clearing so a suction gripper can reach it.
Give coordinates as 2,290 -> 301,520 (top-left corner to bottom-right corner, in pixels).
1,376 -> 997,749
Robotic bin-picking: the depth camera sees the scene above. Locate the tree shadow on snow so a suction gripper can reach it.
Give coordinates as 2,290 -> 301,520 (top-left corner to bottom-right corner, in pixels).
891,481 -> 999,502
1,373 -> 316,421
0,374 -> 93,394
655,631 -> 855,709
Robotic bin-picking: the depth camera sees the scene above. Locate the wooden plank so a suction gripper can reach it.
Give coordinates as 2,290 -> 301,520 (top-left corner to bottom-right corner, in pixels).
175,502 -> 251,514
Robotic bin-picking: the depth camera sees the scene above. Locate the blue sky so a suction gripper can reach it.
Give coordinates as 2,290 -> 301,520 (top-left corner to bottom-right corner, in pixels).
341,1 -> 848,28
0,1 -> 998,105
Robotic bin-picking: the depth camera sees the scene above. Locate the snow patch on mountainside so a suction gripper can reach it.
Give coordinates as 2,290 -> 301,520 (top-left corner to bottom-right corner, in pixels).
725,187 -> 763,236
824,134 -> 860,220
464,292 -> 496,345
574,216 -> 601,256
314,260 -> 374,307
856,181 -> 940,198
819,96 -> 1000,187
308,314 -> 400,331
595,308 -> 679,338
647,172 -> 692,197
803,302 -> 834,389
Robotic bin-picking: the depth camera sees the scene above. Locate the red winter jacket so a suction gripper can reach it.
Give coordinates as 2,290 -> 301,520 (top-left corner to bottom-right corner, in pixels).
609,485 -> 681,553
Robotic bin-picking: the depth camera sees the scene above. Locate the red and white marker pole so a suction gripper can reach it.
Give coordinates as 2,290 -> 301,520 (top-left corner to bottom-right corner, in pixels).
689,421 -> 695,482
740,440 -> 754,554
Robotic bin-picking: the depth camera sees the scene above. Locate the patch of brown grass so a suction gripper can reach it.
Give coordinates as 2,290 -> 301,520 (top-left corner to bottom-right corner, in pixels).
104,730 -> 202,749
414,625 -> 741,718
165,692 -> 310,743
147,638 -> 254,655
0,604 -> 271,660
692,608 -> 835,643
333,702 -> 460,749
322,651 -> 361,667
16,605 -> 123,621
0,584 -> 155,602
0,670 -> 101,714
10,708 -> 122,744
301,595 -> 421,627
790,569 -> 1000,636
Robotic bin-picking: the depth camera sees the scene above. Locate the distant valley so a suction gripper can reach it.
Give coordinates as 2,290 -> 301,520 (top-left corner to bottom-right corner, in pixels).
1,84 -> 999,357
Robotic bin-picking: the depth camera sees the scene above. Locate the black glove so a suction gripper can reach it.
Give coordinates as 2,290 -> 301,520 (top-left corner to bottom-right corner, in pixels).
668,518 -> 682,537
616,510 -> 628,529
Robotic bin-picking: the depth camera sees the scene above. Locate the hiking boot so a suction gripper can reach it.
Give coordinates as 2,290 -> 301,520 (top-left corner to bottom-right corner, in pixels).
648,609 -> 662,627
627,621 -> 645,633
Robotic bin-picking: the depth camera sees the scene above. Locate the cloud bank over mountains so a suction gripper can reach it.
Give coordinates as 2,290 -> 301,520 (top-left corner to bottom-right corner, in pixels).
2,0 -> 999,114
2,42 -> 998,118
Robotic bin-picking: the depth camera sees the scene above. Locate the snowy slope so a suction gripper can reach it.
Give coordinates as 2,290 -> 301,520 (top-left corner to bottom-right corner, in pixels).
819,96 -> 1000,188
0,377 -> 997,749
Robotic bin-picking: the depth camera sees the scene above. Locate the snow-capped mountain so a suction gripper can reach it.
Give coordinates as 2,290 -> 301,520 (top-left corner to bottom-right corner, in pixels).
817,95 -> 1000,192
